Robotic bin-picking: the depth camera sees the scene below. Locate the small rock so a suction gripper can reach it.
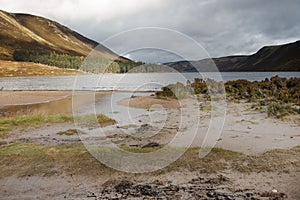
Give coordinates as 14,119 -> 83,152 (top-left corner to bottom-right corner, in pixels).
86,192 -> 96,198
142,142 -> 160,148
272,189 -> 278,193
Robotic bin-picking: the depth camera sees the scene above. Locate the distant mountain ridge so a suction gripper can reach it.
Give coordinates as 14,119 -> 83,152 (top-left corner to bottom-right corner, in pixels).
0,9 -> 119,60
165,40 -> 300,72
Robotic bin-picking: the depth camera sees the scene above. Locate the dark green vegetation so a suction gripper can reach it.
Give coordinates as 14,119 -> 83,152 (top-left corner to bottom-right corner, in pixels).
156,82 -> 193,99
83,56 -> 164,73
0,143 -> 299,178
13,49 -> 139,72
157,76 -> 300,118
224,76 -> 300,103
13,49 -> 167,73
13,49 -> 84,69
223,76 -> 300,118
164,40 -> 300,72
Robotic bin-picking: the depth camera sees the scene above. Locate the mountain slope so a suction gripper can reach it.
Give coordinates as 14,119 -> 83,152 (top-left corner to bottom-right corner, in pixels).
0,9 -> 118,60
232,40 -> 300,71
165,40 -> 300,72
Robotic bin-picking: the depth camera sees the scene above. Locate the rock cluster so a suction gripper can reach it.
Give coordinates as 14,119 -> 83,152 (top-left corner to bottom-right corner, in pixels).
85,175 -> 287,199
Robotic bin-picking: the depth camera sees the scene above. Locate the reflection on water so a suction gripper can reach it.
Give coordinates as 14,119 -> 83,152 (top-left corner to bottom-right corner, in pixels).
95,92 -> 151,126
75,92 -> 154,126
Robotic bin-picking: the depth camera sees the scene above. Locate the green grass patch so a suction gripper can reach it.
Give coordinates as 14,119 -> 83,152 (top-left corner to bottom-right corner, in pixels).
0,113 -> 115,131
0,114 -> 73,131
200,105 -> 216,111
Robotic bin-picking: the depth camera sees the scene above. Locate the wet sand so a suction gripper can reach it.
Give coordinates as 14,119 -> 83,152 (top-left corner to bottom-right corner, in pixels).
118,96 -> 180,109
0,90 -> 111,116
117,95 -> 300,154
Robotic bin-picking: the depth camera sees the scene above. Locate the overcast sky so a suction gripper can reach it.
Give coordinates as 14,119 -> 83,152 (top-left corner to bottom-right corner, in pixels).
1,0 -> 299,63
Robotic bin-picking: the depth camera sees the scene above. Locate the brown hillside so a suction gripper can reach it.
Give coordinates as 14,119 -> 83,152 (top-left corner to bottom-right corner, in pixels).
0,60 -> 81,77
0,9 -> 117,60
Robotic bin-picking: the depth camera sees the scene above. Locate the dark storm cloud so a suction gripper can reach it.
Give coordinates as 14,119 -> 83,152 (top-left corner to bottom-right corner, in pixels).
0,0 -> 299,62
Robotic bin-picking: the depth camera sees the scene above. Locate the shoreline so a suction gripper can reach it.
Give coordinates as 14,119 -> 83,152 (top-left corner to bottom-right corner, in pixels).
0,90 -> 157,116
1,70 -> 300,77
1,90 -> 299,154
0,90 -> 116,105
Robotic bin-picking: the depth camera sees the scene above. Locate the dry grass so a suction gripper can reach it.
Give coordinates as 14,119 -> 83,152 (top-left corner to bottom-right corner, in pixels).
0,143 -> 299,178
0,131 -> 8,139
0,60 -> 80,77
0,143 -> 108,178
56,129 -> 78,136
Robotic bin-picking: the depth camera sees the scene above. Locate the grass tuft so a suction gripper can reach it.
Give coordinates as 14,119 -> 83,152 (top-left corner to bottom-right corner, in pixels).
267,103 -> 299,118
0,114 -> 73,131
56,129 -> 77,136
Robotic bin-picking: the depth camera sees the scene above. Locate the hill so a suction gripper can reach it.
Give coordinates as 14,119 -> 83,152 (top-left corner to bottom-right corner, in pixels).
165,40 -> 300,72
0,9 -> 118,60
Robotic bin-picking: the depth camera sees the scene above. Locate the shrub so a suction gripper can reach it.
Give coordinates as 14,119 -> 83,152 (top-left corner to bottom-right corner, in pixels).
267,103 -> 299,118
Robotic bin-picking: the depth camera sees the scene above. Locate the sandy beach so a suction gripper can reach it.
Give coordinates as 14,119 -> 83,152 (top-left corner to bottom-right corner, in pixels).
0,91 -> 299,199
0,91 -> 73,106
